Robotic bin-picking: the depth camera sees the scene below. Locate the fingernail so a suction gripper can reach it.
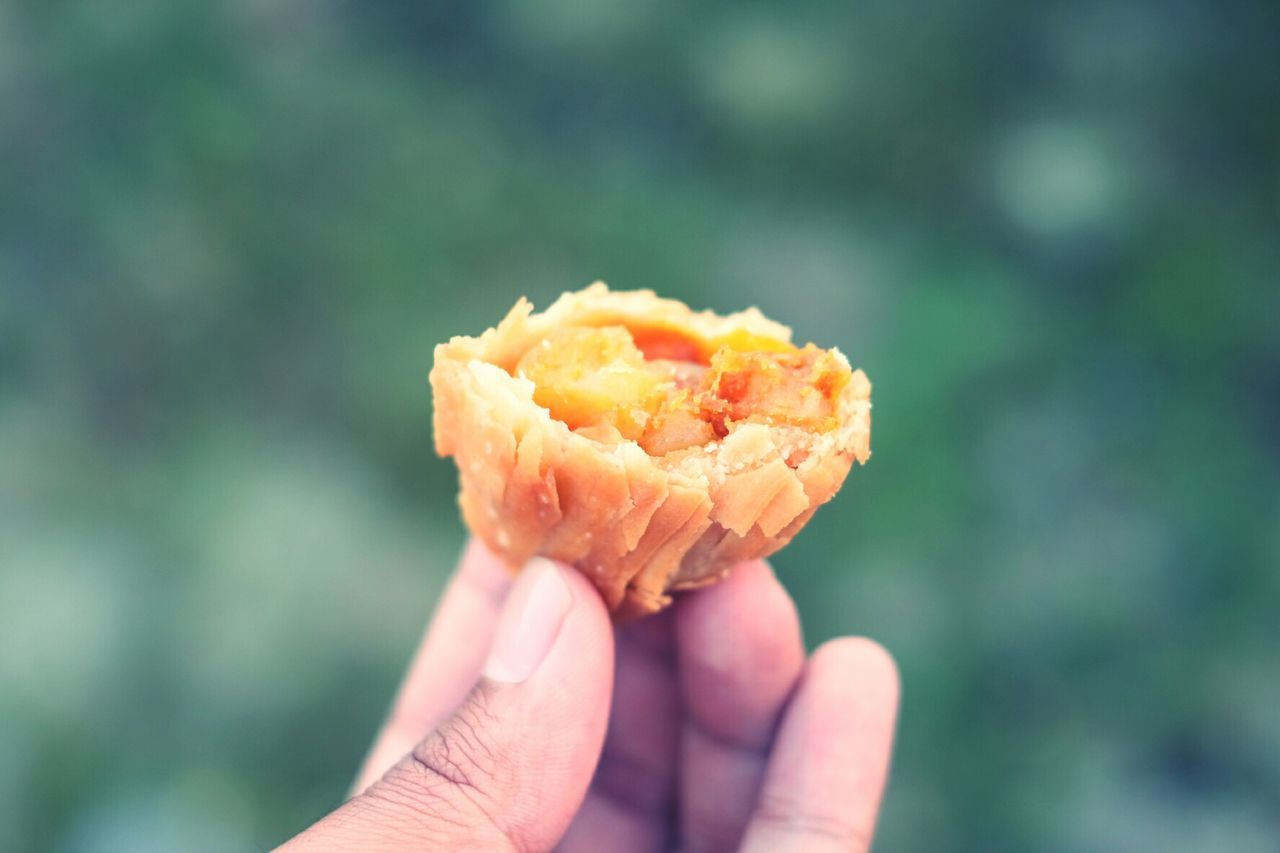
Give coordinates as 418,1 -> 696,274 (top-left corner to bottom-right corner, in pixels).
483,557 -> 572,684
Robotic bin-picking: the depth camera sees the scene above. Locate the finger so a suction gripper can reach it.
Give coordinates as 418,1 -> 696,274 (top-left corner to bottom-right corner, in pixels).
740,637 -> 900,853
558,611 -> 680,853
674,561 -> 806,853
352,538 -> 513,793
282,558 -> 615,852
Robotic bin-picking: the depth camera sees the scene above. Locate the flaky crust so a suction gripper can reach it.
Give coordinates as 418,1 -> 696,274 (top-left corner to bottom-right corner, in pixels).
430,283 -> 871,618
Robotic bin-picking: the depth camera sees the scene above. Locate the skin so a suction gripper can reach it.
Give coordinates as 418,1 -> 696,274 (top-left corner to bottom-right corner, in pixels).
280,540 -> 899,852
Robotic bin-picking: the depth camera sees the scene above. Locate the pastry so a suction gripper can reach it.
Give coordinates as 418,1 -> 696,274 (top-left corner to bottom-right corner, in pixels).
430,283 -> 871,619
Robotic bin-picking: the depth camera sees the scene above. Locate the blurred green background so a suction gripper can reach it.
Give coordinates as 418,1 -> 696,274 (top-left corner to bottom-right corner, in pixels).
2,1 -> 1278,850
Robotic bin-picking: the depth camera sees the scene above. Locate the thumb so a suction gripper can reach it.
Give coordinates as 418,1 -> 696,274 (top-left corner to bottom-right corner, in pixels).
281,558 -> 615,852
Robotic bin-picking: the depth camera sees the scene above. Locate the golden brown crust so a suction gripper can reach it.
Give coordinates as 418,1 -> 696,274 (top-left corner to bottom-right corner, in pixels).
430,283 -> 871,618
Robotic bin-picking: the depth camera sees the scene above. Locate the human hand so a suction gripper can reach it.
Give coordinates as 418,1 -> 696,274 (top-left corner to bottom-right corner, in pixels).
280,540 -> 899,852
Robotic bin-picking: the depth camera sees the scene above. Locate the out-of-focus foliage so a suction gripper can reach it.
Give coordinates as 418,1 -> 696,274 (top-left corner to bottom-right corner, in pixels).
2,1 -> 1278,849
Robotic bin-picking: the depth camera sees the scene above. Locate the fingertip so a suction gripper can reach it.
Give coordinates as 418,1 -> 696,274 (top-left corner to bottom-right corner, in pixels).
675,559 -> 806,750
457,537 -> 519,601
554,556 -> 607,605
677,559 -> 800,638
690,558 -> 778,597
810,636 -> 900,710
528,556 -> 613,628
461,535 -> 502,566
529,558 -> 616,683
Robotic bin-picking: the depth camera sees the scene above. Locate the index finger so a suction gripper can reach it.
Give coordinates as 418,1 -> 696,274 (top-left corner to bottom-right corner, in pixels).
351,538 -> 513,793
674,560 -> 807,851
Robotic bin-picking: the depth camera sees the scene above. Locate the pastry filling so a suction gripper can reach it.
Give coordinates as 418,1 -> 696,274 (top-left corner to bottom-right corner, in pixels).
515,324 -> 850,455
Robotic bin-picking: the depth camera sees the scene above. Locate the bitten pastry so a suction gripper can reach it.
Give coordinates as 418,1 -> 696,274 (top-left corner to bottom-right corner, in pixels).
430,283 -> 871,619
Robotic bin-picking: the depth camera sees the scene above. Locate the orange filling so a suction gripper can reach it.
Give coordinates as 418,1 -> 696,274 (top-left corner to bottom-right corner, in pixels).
516,325 -> 849,455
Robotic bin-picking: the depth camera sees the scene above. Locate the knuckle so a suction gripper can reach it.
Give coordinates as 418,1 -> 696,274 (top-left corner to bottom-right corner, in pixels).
409,683 -> 502,790
752,792 -> 873,851
372,684 -> 521,849
412,726 -> 487,791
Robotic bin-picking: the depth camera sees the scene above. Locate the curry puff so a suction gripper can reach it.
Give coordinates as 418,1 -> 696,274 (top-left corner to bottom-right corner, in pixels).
430,283 -> 871,618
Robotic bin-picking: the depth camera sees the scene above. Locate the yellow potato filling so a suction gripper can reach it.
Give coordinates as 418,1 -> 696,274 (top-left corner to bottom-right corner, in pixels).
516,324 -> 850,456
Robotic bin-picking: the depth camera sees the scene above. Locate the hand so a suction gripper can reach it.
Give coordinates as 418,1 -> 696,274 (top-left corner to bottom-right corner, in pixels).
280,540 -> 899,852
